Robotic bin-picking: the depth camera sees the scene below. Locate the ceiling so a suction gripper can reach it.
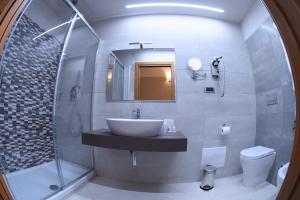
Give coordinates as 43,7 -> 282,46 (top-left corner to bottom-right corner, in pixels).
74,0 -> 256,23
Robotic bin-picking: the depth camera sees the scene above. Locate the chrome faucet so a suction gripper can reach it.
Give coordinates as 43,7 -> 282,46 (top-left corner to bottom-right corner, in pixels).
133,108 -> 141,119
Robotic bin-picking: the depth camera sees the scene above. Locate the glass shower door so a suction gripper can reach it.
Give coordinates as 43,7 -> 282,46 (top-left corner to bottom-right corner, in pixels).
0,0 -> 76,199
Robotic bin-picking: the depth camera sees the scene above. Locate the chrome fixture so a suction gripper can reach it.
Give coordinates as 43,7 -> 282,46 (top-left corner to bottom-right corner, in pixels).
211,56 -> 225,97
129,42 -> 152,49
190,70 -> 207,80
188,57 -> 207,80
130,150 -> 137,167
70,85 -> 80,101
133,108 -> 141,119
49,185 -> 60,191
211,56 -> 223,78
34,0 -> 102,41
33,16 -> 81,40
64,0 -> 101,41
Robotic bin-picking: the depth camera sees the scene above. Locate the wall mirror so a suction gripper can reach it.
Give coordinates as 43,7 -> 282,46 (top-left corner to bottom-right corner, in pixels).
106,48 -> 176,101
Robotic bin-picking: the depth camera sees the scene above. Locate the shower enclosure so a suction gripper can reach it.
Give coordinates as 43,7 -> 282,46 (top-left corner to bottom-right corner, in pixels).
0,0 -> 100,199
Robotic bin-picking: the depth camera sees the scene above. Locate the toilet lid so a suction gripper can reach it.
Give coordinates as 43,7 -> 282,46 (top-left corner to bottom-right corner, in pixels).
240,146 -> 275,160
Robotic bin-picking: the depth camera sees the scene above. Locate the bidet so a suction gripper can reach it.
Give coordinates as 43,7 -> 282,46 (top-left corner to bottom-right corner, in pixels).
277,163 -> 289,190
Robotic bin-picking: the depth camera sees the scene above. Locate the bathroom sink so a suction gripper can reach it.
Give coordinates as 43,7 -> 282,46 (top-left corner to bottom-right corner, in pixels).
106,118 -> 164,137
277,163 -> 289,189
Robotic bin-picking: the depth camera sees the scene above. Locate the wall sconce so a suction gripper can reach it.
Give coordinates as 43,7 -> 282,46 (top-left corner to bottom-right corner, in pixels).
165,70 -> 172,83
107,69 -> 113,82
188,58 -> 207,80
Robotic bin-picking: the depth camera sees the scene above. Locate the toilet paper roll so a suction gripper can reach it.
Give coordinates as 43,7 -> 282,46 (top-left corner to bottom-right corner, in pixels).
221,126 -> 230,136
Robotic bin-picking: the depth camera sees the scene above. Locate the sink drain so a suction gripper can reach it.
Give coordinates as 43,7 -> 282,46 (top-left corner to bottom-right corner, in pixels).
49,185 -> 60,191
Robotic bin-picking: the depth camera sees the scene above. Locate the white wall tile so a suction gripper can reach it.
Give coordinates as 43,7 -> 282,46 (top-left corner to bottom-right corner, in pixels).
91,15 -> 256,183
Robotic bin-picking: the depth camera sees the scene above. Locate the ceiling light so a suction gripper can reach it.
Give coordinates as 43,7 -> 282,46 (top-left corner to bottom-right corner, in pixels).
125,3 -> 224,13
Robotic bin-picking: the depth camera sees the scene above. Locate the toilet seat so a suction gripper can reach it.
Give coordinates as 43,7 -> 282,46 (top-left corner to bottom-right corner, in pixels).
240,146 -> 275,160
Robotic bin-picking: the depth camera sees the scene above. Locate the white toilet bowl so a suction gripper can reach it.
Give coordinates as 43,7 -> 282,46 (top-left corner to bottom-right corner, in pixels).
240,146 -> 276,187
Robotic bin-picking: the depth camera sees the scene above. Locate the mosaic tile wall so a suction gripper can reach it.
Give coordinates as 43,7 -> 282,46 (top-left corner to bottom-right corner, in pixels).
0,15 -> 62,173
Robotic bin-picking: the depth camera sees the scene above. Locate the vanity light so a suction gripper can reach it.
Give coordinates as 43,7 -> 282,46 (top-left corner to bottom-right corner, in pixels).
125,3 -> 225,13
188,58 -> 207,80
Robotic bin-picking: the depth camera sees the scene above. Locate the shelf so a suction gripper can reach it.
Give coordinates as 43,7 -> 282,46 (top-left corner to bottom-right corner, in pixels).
82,129 -> 187,152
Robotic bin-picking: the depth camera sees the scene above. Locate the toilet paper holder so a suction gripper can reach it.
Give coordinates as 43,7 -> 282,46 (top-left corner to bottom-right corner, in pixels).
220,124 -> 230,136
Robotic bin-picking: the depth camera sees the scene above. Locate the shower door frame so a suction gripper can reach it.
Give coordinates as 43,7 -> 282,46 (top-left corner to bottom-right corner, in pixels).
51,0 -> 101,191
52,12 -> 79,189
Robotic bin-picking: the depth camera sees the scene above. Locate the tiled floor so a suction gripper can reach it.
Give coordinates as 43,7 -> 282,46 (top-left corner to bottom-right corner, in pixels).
64,174 -> 277,200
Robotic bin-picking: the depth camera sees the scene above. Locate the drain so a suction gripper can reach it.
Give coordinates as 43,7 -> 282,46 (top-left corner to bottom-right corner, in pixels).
200,185 -> 214,191
49,185 -> 60,191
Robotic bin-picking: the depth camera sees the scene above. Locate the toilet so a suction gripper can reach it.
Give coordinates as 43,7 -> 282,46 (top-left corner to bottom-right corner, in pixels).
240,146 -> 276,187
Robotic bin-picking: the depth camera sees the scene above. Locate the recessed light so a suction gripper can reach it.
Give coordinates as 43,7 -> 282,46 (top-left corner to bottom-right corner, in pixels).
125,3 -> 225,13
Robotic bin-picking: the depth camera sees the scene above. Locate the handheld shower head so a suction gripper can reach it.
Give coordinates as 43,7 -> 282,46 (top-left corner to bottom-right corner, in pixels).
210,56 -> 225,97
212,56 -> 223,67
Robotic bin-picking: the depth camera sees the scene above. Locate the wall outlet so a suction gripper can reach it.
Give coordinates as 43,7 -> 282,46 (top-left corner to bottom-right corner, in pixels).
204,87 -> 215,93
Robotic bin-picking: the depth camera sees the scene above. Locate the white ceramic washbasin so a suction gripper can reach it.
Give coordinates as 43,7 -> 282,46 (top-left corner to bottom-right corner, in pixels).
277,162 -> 289,190
106,118 -> 164,137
